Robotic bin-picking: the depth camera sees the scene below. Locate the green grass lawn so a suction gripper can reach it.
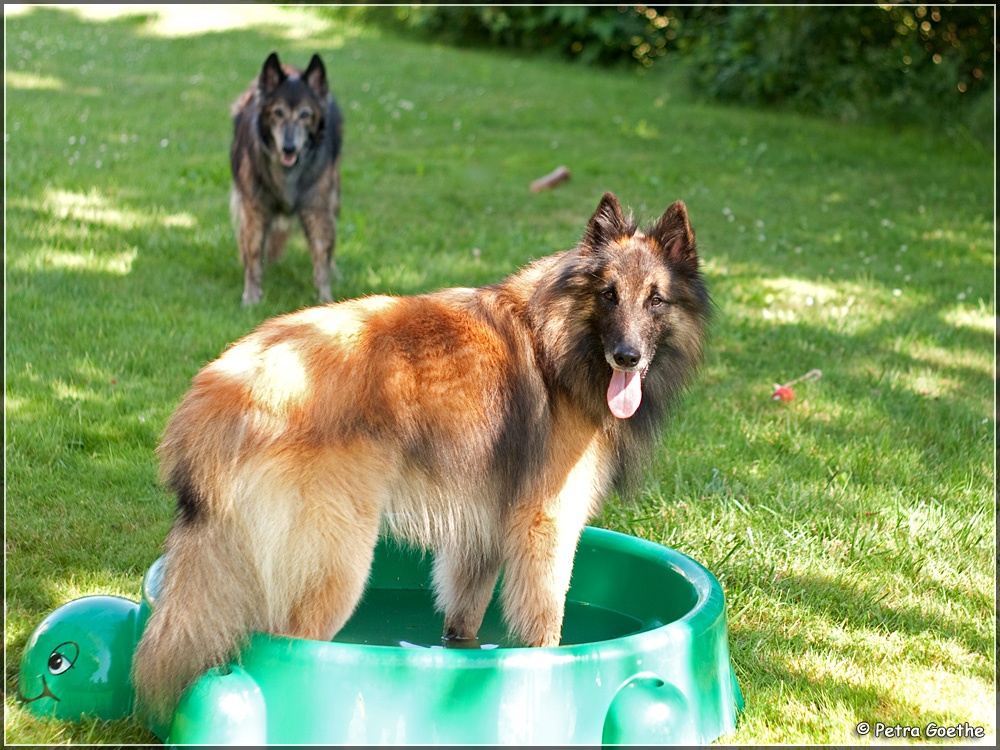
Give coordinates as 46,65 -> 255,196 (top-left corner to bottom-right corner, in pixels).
5,4 -> 995,745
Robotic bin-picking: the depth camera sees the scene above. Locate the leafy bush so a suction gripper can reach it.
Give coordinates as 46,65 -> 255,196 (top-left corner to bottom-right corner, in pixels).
328,4 -> 993,139
336,5 -> 689,68
681,5 -> 994,133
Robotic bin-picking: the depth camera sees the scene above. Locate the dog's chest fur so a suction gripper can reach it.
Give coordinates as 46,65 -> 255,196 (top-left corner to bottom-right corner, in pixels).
256,156 -> 315,215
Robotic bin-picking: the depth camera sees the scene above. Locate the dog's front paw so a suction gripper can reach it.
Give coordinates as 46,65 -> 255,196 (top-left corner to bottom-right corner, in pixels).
242,286 -> 263,306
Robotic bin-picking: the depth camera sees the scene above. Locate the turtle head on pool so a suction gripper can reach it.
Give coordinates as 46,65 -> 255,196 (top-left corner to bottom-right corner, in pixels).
18,596 -> 140,722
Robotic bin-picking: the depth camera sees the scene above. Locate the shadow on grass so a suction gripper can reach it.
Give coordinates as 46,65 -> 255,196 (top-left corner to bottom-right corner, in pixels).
734,654 -> 987,739
774,572 -> 992,675
725,564 -> 993,738
690,286 -> 991,503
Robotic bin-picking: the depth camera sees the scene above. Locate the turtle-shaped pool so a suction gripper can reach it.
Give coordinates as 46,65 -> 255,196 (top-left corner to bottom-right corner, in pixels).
19,526 -> 743,744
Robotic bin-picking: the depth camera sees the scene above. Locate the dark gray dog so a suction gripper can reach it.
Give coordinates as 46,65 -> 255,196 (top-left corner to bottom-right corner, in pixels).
230,52 -> 343,305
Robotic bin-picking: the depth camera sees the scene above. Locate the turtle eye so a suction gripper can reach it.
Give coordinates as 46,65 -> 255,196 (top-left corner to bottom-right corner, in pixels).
47,642 -> 79,675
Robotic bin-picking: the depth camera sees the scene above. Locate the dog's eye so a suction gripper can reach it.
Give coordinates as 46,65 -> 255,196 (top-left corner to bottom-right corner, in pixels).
602,290 -> 617,303
297,108 -> 312,121
650,296 -> 664,308
272,105 -> 287,118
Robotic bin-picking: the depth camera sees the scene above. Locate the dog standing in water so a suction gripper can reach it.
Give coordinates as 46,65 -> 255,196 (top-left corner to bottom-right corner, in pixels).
133,193 -> 711,721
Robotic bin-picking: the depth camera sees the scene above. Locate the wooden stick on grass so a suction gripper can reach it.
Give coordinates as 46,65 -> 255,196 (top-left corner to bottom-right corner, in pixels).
530,165 -> 571,192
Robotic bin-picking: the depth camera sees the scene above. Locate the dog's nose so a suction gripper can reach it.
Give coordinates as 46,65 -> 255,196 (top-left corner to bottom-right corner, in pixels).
282,144 -> 296,156
612,345 -> 641,369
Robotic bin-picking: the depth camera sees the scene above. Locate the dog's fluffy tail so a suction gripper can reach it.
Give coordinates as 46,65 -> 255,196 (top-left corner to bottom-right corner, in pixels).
131,522 -> 260,723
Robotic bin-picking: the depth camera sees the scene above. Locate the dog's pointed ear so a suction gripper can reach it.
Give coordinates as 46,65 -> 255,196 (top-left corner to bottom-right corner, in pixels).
303,54 -> 329,98
584,192 -> 630,248
259,52 -> 286,95
650,200 -> 698,273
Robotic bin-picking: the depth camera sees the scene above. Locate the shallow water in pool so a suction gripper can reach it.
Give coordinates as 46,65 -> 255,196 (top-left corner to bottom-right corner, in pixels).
333,588 -> 645,649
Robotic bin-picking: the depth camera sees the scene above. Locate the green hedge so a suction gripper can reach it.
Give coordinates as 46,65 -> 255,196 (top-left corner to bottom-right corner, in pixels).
329,5 -> 993,139
684,5 -> 993,136
336,5 -> 688,68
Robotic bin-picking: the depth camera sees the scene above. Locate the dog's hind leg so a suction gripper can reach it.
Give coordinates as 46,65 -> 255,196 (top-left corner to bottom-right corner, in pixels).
273,443 -> 392,642
283,532 -> 379,641
300,208 -> 335,304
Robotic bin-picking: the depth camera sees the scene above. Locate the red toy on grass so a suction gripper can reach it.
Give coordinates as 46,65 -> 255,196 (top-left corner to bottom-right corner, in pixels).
771,369 -> 822,402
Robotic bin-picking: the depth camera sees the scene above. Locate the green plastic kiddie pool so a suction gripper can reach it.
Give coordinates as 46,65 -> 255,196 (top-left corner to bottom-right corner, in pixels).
19,526 -> 743,744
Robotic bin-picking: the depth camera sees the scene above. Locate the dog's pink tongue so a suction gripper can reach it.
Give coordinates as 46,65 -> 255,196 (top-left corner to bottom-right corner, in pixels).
607,369 -> 642,419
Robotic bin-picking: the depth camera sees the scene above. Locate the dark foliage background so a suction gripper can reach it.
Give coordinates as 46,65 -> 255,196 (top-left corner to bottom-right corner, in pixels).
333,4 -> 994,141
682,5 -> 993,134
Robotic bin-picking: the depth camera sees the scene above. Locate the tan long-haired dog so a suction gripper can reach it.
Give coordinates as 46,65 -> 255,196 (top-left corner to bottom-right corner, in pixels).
132,193 -> 710,721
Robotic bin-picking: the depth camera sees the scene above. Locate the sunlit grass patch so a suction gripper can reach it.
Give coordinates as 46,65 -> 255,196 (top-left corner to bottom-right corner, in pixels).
37,188 -> 196,229
5,70 -> 66,90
